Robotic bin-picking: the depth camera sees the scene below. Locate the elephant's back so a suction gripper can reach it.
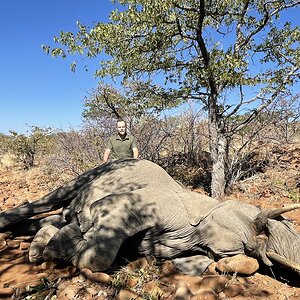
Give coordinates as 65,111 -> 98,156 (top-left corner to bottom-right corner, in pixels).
85,158 -> 182,194
110,159 -> 183,190
69,159 -> 183,218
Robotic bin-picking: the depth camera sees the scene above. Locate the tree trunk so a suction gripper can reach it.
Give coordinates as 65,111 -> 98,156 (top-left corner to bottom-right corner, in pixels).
210,132 -> 226,199
208,97 -> 226,200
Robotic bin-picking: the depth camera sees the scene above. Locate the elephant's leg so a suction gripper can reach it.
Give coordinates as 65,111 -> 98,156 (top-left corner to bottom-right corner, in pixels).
43,192 -> 155,272
29,225 -> 59,263
28,215 -> 67,263
42,222 -> 121,272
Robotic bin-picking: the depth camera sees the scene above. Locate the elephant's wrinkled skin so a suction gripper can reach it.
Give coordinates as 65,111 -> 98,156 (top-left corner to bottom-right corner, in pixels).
1,159 -> 300,273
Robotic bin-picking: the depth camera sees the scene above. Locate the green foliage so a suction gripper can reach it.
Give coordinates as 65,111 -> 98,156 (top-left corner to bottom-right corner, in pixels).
8,126 -> 53,170
46,127 -> 104,176
0,133 -> 12,154
45,0 -> 300,197
83,81 -> 180,124
46,0 -> 299,98
45,0 -> 300,142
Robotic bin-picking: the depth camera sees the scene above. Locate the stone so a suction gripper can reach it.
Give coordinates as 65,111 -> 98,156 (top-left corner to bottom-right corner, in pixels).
174,281 -> 192,300
223,283 -> 245,297
143,281 -> 164,297
117,289 -> 142,300
79,268 -> 111,285
57,266 -> 77,278
173,255 -> 214,275
0,287 -> 15,297
40,261 -> 57,270
160,260 -> 180,276
0,239 -> 6,250
56,284 -> 81,300
126,277 -> 139,288
19,242 -> 30,250
199,275 -> 228,293
174,274 -> 202,294
191,288 -> 218,300
216,254 -> 259,275
0,232 -> 12,240
126,256 -> 154,271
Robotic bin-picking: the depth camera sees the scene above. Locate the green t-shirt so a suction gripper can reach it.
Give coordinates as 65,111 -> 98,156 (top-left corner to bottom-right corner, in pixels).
106,134 -> 137,159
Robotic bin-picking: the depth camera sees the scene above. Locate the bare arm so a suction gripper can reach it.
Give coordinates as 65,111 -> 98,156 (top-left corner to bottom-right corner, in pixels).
103,149 -> 111,163
132,147 -> 139,159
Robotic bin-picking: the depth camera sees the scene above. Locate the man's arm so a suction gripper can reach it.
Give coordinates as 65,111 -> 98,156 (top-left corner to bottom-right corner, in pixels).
103,149 -> 111,163
132,147 -> 139,159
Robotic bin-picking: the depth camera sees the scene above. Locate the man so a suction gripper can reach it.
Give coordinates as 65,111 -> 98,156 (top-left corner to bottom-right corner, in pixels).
103,119 -> 139,162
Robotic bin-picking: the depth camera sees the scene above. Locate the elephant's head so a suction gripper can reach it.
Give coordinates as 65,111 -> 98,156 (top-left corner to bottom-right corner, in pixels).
248,204 -> 300,271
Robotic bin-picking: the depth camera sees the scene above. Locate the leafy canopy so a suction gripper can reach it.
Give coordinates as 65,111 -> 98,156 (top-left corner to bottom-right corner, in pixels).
44,0 -> 300,111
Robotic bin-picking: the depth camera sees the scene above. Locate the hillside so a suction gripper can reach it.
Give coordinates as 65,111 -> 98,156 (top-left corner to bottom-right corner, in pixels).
0,144 -> 299,300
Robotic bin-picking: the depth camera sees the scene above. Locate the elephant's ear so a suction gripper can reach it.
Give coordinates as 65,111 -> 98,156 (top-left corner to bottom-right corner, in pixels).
179,192 -> 220,226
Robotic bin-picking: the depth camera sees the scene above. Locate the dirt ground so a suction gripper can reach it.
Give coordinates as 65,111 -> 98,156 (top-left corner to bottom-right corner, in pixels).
0,145 -> 300,299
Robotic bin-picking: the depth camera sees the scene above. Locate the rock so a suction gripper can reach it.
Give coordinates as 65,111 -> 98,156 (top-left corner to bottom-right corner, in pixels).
6,239 -> 20,248
40,261 -> 58,270
223,283 -> 245,297
0,287 -> 15,297
0,232 -> 12,240
19,242 -> 30,250
174,281 -> 192,300
174,274 -> 202,294
173,255 -> 214,275
126,277 -> 139,288
199,275 -> 228,293
191,288 -> 218,300
216,254 -> 259,275
56,284 -> 81,300
126,256 -> 155,271
160,260 -> 180,276
207,262 -> 218,274
143,281 -> 164,297
117,289 -> 142,300
0,239 -> 6,250
79,268 -> 111,285
57,266 -> 77,278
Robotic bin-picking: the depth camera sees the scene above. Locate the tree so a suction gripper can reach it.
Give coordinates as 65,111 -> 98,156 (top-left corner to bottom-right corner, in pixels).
44,0 -> 300,198
8,126 -> 52,170
82,81 -> 173,126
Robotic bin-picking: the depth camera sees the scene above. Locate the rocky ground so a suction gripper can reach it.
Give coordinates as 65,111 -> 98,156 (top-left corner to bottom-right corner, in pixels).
0,144 -> 300,300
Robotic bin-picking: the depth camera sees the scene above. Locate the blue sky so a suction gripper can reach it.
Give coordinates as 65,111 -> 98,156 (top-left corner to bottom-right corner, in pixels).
0,0 -> 113,134
0,1 -> 299,135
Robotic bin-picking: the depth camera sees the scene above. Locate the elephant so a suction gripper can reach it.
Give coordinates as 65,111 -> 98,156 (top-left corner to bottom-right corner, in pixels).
0,158 -> 299,274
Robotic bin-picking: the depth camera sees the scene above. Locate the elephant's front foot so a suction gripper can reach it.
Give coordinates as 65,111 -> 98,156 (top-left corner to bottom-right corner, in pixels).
42,223 -> 114,272
43,223 -> 83,263
29,225 -> 59,263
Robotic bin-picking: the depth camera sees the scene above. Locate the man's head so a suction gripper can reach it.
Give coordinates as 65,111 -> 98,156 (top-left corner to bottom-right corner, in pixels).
117,120 -> 127,137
